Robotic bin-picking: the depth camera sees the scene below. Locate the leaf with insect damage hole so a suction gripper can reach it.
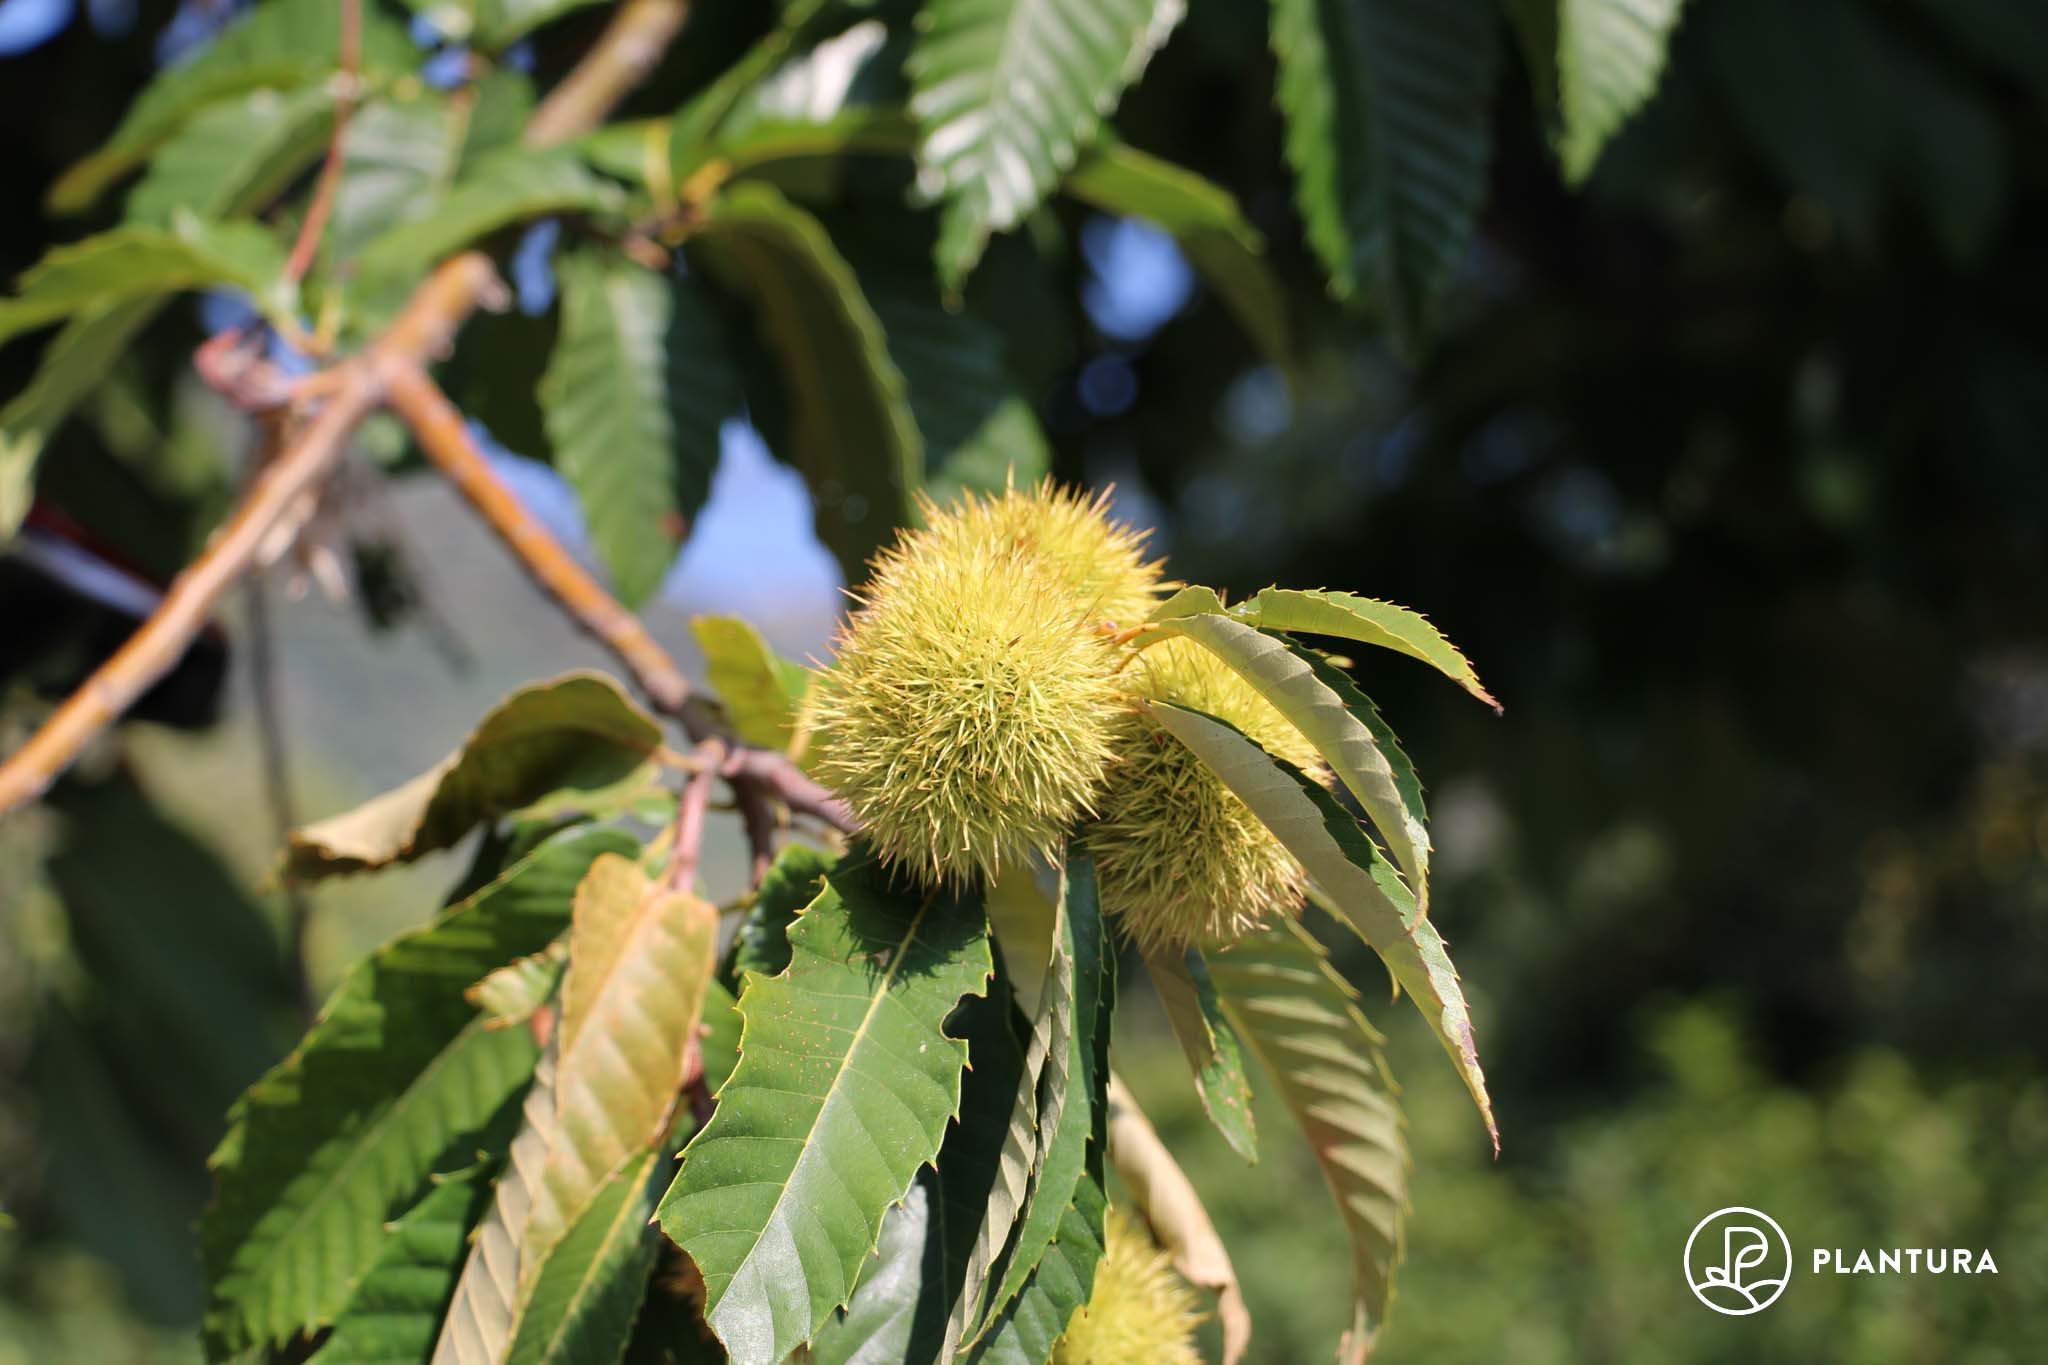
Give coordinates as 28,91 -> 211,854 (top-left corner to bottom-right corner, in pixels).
655,851 -> 992,1365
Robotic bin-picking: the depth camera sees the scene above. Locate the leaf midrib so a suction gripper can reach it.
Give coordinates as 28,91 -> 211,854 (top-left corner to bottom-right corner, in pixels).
230,1012 -> 510,1339
711,901 -> 932,1300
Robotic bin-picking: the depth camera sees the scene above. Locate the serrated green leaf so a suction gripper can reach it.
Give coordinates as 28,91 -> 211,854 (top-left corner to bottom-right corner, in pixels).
975,851 -> 1111,1339
1228,587 -> 1499,712
506,1147 -> 670,1365
810,975 -> 1032,1365
1147,584 -> 1228,621
1144,945 -> 1258,1163
700,979 -> 742,1098
0,218 -> 289,347
0,298 -> 161,538
1140,700 -> 1496,1149
1064,142 -> 1289,362
968,1172 -> 1107,1365
666,0 -> 841,180
938,875 -> 1055,1353
434,1038 -> 566,1365
438,852 -> 719,1365
722,843 -> 836,986
690,183 -> 921,582
542,249 -> 721,607
286,672 -> 664,879
47,0 -> 416,214
351,146 -> 625,302
1270,0 -> 1497,350
313,1165 -> 499,1365
655,853 -> 992,1365
203,825 -> 637,1356
808,1170 -> 948,1365
1557,0 -> 1688,182
908,0 -> 1186,287
1211,921 -> 1407,1361
126,84 -> 336,227
691,616 -> 814,755
1132,612 -> 1432,909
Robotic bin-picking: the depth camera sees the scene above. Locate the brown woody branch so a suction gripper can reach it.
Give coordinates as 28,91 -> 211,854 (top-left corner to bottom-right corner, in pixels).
382,362 -> 717,731
0,0 -> 692,815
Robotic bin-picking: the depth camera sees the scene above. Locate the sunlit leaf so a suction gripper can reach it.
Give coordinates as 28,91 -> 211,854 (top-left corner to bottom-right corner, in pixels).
47,0 -> 415,214
723,844 -> 836,987
655,853 -> 992,1365
529,855 -> 718,1260
286,672 -> 664,879
975,852 -> 1112,1339
810,978 -> 1031,1365
542,248 -> 719,607
969,1173 -> 1107,1365
506,1148 -> 671,1365
1133,611 -> 1432,907
351,146 -> 625,302
0,217 -> 290,348
315,1164 -> 498,1364
1140,700 -> 1496,1148
909,0 -> 1186,287
1227,587 -> 1500,712
691,616 -> 814,756
1557,0 -> 1689,182
126,85 -> 335,227
203,826 -> 636,1356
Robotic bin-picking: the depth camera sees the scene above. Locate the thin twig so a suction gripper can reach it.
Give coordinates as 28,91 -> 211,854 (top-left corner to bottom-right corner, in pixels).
724,745 -> 857,834
0,257 -> 498,815
282,0 -> 363,288
666,741 -> 721,892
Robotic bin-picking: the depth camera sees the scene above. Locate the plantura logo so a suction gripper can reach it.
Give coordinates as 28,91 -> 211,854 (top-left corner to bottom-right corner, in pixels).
1685,1207 -> 1793,1315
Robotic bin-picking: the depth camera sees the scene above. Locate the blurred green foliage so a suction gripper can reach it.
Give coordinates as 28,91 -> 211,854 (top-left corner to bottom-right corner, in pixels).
1123,998 -> 2048,1364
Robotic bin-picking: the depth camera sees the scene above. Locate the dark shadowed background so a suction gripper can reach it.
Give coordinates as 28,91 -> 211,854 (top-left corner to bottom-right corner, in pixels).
2,1 -> 2045,1361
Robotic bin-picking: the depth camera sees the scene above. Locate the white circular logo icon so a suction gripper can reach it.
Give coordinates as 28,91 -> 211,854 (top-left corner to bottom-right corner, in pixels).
1684,1207 -> 1792,1315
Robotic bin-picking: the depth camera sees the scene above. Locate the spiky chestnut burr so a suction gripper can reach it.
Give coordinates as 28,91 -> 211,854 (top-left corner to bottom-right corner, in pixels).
1090,636 -> 1324,951
811,485 -> 1157,886
1052,1207 -> 1204,1365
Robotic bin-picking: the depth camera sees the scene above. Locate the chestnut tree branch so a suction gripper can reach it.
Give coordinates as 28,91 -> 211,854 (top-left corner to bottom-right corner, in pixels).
0,2 -> 693,815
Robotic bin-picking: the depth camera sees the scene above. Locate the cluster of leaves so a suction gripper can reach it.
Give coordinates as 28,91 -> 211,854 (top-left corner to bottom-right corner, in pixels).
0,0 -> 1710,1361
1,0 -> 1689,593
200,563 -> 1495,1365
